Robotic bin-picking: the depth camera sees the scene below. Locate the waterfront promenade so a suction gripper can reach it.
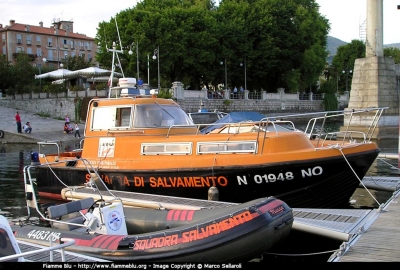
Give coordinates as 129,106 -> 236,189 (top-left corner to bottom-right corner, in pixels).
0,106 -> 77,143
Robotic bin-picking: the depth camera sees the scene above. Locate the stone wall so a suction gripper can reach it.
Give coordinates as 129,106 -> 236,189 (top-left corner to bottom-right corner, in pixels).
0,97 -> 327,122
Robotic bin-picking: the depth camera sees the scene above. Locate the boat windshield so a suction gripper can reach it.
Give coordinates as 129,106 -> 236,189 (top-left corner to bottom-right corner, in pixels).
134,104 -> 195,128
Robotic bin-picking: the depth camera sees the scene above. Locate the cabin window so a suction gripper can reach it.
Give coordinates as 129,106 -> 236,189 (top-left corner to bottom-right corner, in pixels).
134,104 -> 194,128
197,141 -> 257,154
141,143 -> 192,155
91,106 -> 132,130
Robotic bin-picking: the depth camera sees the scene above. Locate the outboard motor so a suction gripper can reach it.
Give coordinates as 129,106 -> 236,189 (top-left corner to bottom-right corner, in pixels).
30,151 -> 40,165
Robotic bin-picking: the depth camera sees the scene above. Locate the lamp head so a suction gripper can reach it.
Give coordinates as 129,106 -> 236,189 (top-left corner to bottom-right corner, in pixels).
152,55 -> 157,60
129,50 -> 133,55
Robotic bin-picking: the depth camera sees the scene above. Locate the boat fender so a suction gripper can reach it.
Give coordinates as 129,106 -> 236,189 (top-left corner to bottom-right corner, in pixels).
208,186 -> 219,201
31,151 -> 40,165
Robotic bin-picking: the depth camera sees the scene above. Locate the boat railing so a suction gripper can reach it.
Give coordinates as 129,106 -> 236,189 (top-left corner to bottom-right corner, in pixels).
37,140 -> 61,158
0,236 -> 76,262
23,158 -> 123,232
188,107 -> 387,151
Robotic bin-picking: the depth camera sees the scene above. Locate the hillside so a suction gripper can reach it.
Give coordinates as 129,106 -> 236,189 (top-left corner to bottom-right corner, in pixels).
327,36 -> 400,55
326,36 -> 400,63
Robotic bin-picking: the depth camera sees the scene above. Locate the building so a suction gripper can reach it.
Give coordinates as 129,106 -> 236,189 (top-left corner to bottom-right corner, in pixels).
0,19 -> 97,69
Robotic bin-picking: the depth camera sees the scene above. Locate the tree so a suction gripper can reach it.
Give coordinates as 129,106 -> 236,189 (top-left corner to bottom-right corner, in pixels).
384,47 -> 400,64
94,0 -> 331,93
0,55 -> 13,95
331,40 -> 365,93
12,52 -> 36,93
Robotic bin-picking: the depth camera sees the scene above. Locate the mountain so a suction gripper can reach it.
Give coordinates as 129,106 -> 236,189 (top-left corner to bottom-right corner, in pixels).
326,36 -> 400,64
327,36 -> 400,56
327,36 -> 347,56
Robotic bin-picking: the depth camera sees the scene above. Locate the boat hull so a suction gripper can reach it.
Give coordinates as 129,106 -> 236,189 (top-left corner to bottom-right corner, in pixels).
35,149 -> 379,208
12,197 -> 293,262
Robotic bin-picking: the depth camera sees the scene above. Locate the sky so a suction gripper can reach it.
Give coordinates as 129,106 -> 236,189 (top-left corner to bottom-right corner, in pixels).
1,0 -> 399,44
316,0 -> 400,45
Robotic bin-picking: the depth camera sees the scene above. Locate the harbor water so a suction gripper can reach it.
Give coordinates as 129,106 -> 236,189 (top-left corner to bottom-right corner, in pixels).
0,139 -> 398,262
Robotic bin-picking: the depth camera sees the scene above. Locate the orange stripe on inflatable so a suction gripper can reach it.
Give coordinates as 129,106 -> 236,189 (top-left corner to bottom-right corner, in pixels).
166,210 -> 175,221
180,210 -> 188,221
173,210 -> 181,220
186,210 -> 194,221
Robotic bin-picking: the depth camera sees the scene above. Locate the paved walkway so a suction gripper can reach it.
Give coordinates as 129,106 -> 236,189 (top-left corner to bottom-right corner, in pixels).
0,106 -> 81,143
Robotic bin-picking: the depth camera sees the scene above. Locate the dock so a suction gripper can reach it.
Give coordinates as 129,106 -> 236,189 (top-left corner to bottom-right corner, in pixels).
329,181 -> 400,262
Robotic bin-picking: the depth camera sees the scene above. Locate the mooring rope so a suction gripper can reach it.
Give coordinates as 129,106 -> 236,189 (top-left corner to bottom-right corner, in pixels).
331,144 -> 382,208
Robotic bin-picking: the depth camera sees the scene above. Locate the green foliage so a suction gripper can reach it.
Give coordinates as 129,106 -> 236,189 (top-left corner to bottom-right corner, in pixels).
95,0 -> 330,93
157,89 -> 173,99
12,52 -> 36,93
71,85 -> 85,92
95,83 -> 107,90
384,47 -> 400,64
65,55 -> 92,71
36,111 -> 51,117
331,40 -> 365,93
223,99 -> 232,106
74,97 -> 83,122
45,84 -> 66,94
0,55 -> 13,94
320,79 -> 338,111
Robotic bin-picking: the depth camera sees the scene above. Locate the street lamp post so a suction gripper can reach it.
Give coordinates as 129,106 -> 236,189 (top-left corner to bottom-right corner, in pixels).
38,56 -> 47,89
240,56 -> 247,91
342,67 -> 353,92
153,46 -> 160,90
60,63 -> 65,90
128,41 -> 139,84
220,59 -> 227,91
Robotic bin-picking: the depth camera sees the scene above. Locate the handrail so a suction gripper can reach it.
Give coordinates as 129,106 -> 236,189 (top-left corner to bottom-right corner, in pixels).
24,158 -> 123,231
0,238 -> 75,262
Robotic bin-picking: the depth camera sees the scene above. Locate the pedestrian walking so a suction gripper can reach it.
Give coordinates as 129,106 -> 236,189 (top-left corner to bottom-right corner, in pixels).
74,122 -> 81,138
65,115 -> 70,123
15,111 -> 22,133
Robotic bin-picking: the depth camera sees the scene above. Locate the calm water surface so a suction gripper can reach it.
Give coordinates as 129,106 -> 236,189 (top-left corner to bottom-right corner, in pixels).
0,139 -> 398,262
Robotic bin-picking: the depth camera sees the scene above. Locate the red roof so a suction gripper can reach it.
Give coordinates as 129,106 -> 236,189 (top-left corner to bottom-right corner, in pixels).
0,22 -> 94,41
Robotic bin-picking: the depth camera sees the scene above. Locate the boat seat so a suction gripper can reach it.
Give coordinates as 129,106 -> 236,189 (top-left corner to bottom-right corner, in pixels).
47,197 -> 95,231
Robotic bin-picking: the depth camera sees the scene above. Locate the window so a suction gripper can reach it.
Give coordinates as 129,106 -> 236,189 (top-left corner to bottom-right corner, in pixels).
16,47 -> 23,53
36,48 -> 42,57
47,50 -> 53,61
134,104 -> 194,128
91,106 -> 133,130
16,34 -> 22,44
47,37 -> 52,47
27,47 -> 32,54
26,35 -> 32,45
36,36 -> 41,45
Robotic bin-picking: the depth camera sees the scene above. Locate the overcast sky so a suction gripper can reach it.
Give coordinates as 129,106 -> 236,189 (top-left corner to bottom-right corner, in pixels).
1,0 -> 399,44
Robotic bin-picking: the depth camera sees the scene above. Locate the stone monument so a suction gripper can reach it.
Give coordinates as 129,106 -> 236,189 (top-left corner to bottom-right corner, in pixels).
343,0 -> 398,140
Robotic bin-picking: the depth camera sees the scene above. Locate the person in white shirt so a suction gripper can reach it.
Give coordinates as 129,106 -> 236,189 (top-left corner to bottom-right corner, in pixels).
74,122 -> 81,138
23,122 -> 32,133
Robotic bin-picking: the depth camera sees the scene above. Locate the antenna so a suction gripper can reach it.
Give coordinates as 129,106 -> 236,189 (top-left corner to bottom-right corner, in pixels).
107,16 -> 125,98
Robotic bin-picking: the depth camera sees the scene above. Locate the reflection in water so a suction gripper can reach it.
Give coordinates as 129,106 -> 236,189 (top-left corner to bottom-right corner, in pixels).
0,141 -> 77,219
